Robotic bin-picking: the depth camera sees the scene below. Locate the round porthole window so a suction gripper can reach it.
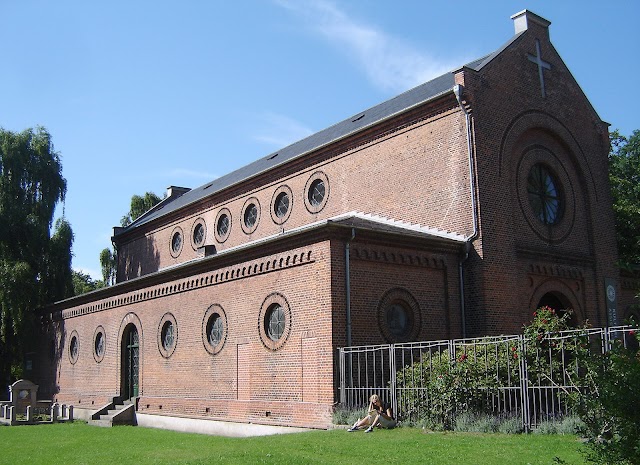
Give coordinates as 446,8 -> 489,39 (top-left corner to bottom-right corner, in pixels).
202,304 -> 228,355
266,304 -> 285,341
191,219 -> 206,249
214,208 -> 232,243
241,198 -> 260,234
170,227 -> 184,258
69,331 -> 79,364
516,145 -> 575,243
527,164 -> 563,225
377,288 -> 421,343
304,172 -> 330,213
386,303 -> 410,339
271,186 -> 293,225
157,313 -> 177,358
93,326 -> 106,363
275,193 -> 289,218
258,293 -> 292,350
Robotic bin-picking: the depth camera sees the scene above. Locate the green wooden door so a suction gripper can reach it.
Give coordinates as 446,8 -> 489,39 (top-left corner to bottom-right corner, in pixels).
123,326 -> 139,399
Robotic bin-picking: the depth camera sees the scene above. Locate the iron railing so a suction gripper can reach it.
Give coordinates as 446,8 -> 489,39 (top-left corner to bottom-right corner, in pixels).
338,326 -> 635,430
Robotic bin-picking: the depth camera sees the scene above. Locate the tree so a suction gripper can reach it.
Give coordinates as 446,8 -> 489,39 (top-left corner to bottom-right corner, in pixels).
573,327 -> 640,465
99,247 -> 117,286
100,191 -> 163,286
609,130 -> 640,267
72,270 -> 104,295
120,191 -> 163,227
0,127 -> 73,386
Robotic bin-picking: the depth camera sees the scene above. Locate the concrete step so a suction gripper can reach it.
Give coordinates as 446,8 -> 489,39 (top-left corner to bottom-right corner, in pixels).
89,419 -> 113,428
88,398 -> 137,427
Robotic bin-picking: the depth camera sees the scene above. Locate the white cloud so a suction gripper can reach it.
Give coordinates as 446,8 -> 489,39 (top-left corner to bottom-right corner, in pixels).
276,0 -> 461,93
252,112 -> 314,148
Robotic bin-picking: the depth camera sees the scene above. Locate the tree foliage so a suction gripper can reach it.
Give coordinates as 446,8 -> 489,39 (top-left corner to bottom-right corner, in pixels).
99,247 -> 117,286
100,191 -> 163,286
573,326 -> 640,465
120,191 -> 163,227
72,270 -> 104,295
609,130 -> 640,267
0,127 -> 73,386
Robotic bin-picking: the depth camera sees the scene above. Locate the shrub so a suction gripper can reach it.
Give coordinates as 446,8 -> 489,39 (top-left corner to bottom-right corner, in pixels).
395,340 -> 520,430
572,326 -> 640,465
454,412 -> 499,433
556,415 -> 584,435
497,415 -> 525,434
332,405 -> 364,426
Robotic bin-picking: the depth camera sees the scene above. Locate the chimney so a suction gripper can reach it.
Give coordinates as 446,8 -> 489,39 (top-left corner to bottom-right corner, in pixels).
166,186 -> 191,199
511,10 -> 551,37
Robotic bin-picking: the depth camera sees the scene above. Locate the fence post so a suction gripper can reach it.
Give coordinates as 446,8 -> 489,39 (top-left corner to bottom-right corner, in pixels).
339,348 -> 346,405
518,335 -> 531,432
389,344 -> 397,418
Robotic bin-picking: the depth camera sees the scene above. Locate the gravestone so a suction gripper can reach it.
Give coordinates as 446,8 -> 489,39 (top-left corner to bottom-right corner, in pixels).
9,379 -> 38,416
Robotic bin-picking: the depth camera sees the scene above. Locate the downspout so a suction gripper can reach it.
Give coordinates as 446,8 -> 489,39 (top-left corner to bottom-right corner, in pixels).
454,84 -> 479,339
345,228 -> 356,346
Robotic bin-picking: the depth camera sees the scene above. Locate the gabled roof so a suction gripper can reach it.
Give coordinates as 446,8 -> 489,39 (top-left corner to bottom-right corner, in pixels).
117,33 -> 524,236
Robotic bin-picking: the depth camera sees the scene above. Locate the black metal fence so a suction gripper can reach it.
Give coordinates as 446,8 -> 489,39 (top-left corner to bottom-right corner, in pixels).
337,326 -> 635,430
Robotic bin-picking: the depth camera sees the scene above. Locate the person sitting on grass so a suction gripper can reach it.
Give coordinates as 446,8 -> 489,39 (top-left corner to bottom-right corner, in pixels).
347,394 -> 396,432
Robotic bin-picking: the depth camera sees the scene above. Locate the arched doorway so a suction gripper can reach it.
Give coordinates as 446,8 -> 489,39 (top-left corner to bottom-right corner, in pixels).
536,292 -> 578,327
121,324 -> 139,399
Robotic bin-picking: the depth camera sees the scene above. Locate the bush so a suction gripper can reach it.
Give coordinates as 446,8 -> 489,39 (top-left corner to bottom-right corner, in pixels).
572,327 -> 640,465
556,415 -> 585,435
454,412 -> 498,433
396,341 -> 519,430
332,406 -> 364,426
497,415 -> 525,434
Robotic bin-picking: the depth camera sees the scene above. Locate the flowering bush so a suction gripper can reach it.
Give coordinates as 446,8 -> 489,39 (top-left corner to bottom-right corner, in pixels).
522,306 -> 590,388
395,341 -> 520,429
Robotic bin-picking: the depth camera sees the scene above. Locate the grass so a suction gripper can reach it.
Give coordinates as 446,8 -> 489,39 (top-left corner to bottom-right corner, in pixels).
0,421 -> 586,465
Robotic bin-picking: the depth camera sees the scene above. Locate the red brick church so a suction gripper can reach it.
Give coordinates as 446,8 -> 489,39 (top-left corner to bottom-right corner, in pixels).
33,10 -> 633,430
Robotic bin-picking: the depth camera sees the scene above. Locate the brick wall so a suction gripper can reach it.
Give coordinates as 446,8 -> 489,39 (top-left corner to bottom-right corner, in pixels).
44,239 -> 337,428
115,103 -> 472,281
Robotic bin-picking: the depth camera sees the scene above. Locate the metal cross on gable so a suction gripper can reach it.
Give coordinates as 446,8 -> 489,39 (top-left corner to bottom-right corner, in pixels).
527,39 -> 551,98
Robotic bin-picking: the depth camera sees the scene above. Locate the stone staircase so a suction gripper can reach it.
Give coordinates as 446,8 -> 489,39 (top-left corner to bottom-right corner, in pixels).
89,397 -> 137,427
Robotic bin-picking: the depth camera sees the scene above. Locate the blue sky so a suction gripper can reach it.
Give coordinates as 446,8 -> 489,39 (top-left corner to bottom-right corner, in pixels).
1,1 -> 638,280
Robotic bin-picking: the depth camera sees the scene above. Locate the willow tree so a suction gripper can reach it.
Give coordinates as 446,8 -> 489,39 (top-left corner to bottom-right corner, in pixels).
0,127 -> 73,386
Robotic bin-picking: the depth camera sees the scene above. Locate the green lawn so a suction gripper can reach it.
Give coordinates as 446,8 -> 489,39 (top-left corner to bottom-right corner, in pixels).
0,422 -> 586,465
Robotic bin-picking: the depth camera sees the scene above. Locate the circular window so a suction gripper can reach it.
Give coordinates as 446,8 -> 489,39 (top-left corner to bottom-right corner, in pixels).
258,293 -> 292,350
214,208 -> 232,243
161,322 -> 174,350
516,146 -> 575,243
202,304 -> 228,355
93,326 -> 106,363
241,197 -> 261,234
208,314 -> 224,345
308,180 -> 325,206
170,227 -> 184,258
157,313 -> 178,358
377,288 -> 421,343
527,164 -> 562,225
304,172 -> 330,213
69,331 -> 79,364
271,185 -> 293,225
386,304 -> 410,338
191,219 -> 206,249
265,304 -> 285,341
275,193 -> 289,218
